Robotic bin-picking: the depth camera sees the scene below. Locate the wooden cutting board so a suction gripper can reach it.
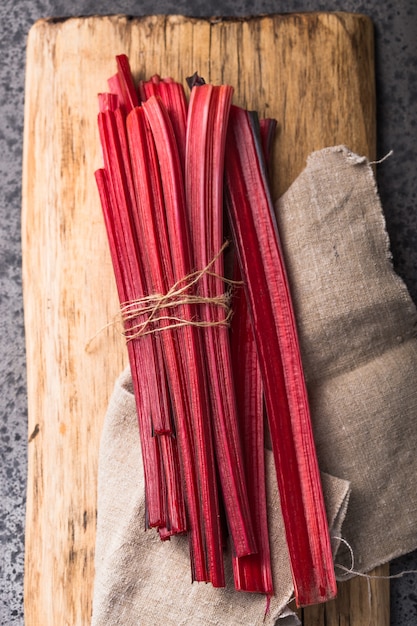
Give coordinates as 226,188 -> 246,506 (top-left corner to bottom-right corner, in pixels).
22,13 -> 388,626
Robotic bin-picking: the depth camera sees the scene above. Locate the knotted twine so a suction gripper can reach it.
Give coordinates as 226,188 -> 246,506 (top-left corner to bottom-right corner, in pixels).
119,241 -> 236,340
92,146 -> 417,625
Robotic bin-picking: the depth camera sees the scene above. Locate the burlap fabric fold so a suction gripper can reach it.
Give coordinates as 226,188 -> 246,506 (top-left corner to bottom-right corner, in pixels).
92,368 -> 349,625
92,146 -> 417,624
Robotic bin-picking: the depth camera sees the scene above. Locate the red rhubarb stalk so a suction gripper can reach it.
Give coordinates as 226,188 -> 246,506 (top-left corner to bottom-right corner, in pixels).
156,433 -> 187,536
133,96 -> 225,586
115,54 -> 140,112
230,266 -> 274,594
98,92 -> 119,113
113,106 -> 173,436
259,117 -> 277,176
107,74 -> 125,112
94,167 -> 165,529
231,114 -> 276,594
127,103 -> 208,561
96,106 -> 186,533
98,108 -> 172,436
224,105 -> 337,606
139,75 -> 188,166
185,82 -> 256,559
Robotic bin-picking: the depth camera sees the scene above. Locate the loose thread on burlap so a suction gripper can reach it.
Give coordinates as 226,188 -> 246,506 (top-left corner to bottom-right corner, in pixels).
333,536 -> 417,581
84,241 -> 242,351
332,535 -> 417,625
368,149 -> 394,166
277,537 -> 417,623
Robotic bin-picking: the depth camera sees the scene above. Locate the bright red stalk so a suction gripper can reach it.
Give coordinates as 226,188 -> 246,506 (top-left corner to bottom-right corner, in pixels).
230,267 -> 273,595
96,109 -> 186,533
185,83 -> 256,559
157,433 -> 187,535
107,74 -> 125,112
115,54 -> 140,112
112,107 -> 173,436
139,75 -> 188,166
230,116 -> 274,595
127,105 -> 208,567
94,168 -> 165,529
259,118 -> 277,177
98,92 -> 119,113
224,105 -> 337,607
134,97 -> 225,586
98,108 -> 172,436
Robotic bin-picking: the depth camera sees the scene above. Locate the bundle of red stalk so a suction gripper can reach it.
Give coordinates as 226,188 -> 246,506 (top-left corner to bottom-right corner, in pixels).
95,54 -> 337,607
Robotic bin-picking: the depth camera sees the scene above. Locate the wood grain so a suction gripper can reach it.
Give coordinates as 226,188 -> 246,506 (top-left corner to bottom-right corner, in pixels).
22,13 -> 383,626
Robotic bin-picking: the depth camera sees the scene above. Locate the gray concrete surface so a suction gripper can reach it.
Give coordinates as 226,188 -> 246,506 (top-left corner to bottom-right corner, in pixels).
0,1 -> 416,624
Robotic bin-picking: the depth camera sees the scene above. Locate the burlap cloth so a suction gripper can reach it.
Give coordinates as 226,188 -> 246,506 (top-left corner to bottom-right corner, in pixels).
92,146 -> 417,625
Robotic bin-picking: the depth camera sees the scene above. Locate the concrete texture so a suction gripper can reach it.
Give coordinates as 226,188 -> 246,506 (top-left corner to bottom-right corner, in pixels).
0,1 -> 415,624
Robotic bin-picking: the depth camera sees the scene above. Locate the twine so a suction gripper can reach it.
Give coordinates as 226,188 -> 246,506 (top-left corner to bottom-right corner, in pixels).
368,149 -> 394,166
333,536 -> 417,581
120,241 -> 241,341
